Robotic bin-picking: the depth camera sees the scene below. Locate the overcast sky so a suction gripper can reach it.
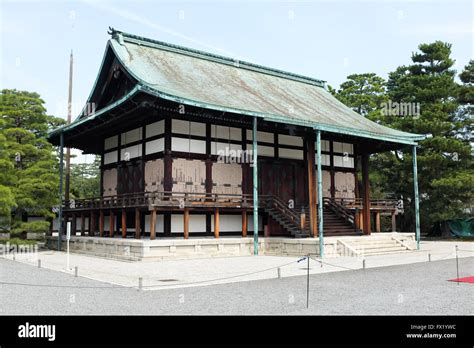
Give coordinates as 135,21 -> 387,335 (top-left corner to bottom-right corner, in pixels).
1,0 -> 472,160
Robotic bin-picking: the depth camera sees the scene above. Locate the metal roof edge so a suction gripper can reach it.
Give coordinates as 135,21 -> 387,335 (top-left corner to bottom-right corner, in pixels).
109,28 -> 326,88
137,84 -> 422,146
76,41 -> 114,121
47,85 -> 141,138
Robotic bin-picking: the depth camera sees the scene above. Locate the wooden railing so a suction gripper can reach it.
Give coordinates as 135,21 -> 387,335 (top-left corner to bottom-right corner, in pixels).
264,195 -> 306,232
64,191 -> 255,210
323,197 -> 355,225
332,198 -> 398,210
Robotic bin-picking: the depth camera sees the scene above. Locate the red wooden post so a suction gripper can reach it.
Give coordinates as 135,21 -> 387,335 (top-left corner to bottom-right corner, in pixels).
214,208 -> 220,239
242,209 -> 247,237
183,208 -> 189,239
121,209 -> 127,238
150,209 -> 157,240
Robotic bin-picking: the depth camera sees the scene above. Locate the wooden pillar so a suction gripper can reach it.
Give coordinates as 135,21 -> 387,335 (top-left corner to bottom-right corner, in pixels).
135,209 -> 141,239
150,208 -> 157,240
306,134 -> 317,237
214,208 -> 220,239
354,209 -> 360,232
164,212 -> 171,237
354,146 -> 360,199
391,211 -> 397,232
109,211 -> 115,237
90,211 -> 96,236
99,210 -> 104,237
121,209 -> 127,238
375,211 -> 381,232
242,210 -> 248,237
71,213 -> 76,237
163,116 -> 173,195
205,158 -> 213,200
183,208 -> 189,239
329,141 -> 336,199
361,154 -> 371,235
359,210 -> 364,231
80,213 -> 85,236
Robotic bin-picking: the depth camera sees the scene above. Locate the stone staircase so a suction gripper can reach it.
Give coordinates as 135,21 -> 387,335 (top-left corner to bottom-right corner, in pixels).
338,234 -> 415,256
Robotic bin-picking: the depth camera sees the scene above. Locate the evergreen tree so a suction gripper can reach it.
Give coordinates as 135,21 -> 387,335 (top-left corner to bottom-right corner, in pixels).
0,89 -> 65,233
333,73 -> 388,122
372,42 -> 473,231
70,155 -> 101,199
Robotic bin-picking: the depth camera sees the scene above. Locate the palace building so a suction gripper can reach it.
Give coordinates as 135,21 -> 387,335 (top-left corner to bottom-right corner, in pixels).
47,28 -> 424,257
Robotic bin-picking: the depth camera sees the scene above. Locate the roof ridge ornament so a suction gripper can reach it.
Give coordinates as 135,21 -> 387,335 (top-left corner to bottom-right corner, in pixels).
108,27 -> 124,45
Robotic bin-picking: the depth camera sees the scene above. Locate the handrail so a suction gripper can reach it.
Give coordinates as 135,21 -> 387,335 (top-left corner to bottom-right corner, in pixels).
334,197 -> 398,210
323,197 -> 355,225
264,195 -> 305,232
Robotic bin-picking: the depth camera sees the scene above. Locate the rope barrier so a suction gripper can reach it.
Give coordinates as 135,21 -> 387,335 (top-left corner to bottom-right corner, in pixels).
0,258 -> 300,289
1,248 -> 472,289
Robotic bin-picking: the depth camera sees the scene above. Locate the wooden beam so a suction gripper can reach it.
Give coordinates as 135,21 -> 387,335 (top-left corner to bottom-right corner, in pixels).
242,210 -> 248,237
80,213 -> 85,236
183,208 -> 189,239
135,209 -> 141,239
99,210 -> 104,237
375,212 -> 381,232
361,154 -> 371,235
214,208 -> 220,239
121,209 -> 127,238
150,209 -> 157,240
306,134 -> 317,237
109,211 -> 115,237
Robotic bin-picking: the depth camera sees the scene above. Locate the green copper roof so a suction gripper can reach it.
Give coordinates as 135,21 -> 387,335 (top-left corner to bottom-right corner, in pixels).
53,29 -> 425,145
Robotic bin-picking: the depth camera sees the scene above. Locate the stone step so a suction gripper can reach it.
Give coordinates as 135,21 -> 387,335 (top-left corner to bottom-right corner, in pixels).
357,248 -> 412,256
353,243 -> 404,250
354,246 -> 407,253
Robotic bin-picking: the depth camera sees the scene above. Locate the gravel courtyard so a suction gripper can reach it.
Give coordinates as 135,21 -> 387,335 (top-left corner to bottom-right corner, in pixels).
1,256 -> 472,315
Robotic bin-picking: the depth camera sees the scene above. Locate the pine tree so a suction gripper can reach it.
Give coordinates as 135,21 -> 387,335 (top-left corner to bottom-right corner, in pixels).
332,73 -> 388,122
0,89 -> 65,234
372,42 -> 473,231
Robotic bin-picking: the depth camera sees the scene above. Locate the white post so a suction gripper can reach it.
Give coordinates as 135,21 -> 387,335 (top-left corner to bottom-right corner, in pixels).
66,221 -> 71,271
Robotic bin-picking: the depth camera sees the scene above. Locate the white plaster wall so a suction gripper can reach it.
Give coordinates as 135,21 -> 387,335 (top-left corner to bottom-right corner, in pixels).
278,134 -> 303,147
279,148 -> 304,160
145,138 -> 164,155
146,120 -> 164,138
104,151 -> 118,165
103,168 -> 117,196
104,135 -> 118,150
211,214 -> 241,232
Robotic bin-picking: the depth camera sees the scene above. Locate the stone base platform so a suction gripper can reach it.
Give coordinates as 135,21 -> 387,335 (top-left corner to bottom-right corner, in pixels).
46,233 -> 416,261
